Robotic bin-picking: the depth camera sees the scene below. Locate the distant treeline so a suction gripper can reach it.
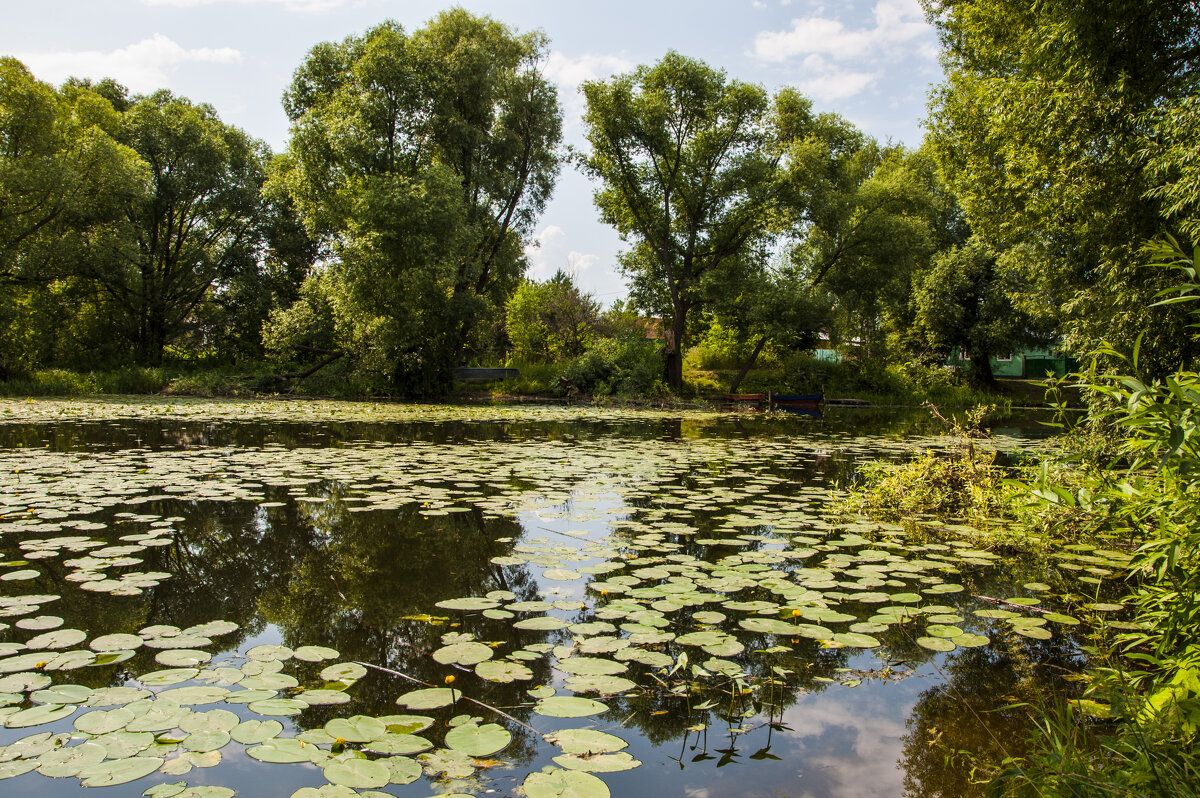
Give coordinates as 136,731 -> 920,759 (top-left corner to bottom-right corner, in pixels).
2,3 -> 1198,396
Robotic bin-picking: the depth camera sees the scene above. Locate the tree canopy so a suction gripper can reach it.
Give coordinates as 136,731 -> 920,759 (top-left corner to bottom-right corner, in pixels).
581,52 -> 808,390
272,11 -> 561,393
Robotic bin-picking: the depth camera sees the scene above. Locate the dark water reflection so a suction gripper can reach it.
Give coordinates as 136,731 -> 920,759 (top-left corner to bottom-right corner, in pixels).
0,404 -> 1097,797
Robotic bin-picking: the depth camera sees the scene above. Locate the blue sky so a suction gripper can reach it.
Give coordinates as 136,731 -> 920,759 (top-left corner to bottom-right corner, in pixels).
3,0 -> 943,304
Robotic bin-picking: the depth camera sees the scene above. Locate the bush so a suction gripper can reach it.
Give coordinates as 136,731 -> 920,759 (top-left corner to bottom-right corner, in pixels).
557,337 -> 663,396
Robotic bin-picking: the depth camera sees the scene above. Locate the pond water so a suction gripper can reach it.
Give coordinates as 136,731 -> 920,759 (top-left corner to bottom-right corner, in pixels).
0,399 -> 1127,798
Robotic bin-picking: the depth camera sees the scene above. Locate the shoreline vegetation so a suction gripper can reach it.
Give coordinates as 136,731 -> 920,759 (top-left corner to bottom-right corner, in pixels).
0,361 -> 1055,412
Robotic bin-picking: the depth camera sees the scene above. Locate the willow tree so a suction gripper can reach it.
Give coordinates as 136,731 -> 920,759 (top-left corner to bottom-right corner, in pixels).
580,52 -> 807,390
273,11 -> 561,393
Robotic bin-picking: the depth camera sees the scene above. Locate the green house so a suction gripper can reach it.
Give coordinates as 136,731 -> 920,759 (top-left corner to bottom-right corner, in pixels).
953,346 -> 1079,378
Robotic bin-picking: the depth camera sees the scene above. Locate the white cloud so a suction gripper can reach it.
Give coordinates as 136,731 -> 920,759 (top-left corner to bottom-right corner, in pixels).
752,0 -> 932,62
543,52 -> 634,93
142,0 -> 351,11
14,34 -> 241,92
523,225 -> 566,278
791,54 -> 880,101
566,251 -> 598,275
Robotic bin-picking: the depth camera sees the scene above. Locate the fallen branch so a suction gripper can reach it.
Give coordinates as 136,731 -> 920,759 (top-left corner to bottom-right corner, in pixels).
975,595 -> 1050,615
354,660 -> 544,739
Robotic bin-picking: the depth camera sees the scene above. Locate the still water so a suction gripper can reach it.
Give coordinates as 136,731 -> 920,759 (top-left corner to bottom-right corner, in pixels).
0,399 -> 1116,798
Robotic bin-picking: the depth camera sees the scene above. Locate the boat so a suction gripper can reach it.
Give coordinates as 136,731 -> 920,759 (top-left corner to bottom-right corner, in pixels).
769,392 -> 823,415
722,393 -> 766,403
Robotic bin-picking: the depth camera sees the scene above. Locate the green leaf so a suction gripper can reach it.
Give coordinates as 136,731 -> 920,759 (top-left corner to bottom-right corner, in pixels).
444,722 -> 512,756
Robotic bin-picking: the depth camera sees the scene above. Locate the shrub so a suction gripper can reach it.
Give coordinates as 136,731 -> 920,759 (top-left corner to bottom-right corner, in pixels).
557,337 -> 663,396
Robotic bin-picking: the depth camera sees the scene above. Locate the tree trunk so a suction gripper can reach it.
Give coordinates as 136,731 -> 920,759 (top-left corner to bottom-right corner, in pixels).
970,351 -> 997,390
728,334 -> 768,394
666,309 -> 686,391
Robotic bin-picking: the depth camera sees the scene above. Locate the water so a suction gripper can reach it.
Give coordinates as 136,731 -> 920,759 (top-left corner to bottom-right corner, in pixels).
0,399 -> 1117,797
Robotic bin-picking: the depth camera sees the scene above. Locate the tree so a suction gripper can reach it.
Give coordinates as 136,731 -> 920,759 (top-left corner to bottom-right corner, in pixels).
77,90 -> 270,364
504,270 -> 599,363
273,12 -> 561,393
580,53 -> 807,390
911,240 -> 1040,386
923,0 -> 1200,375
0,58 -> 144,285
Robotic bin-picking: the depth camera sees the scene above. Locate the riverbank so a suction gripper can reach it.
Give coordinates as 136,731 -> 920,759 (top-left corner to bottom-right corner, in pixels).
0,363 -> 1064,410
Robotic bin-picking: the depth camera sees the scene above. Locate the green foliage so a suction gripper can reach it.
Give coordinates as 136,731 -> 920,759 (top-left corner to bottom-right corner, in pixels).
925,0 -> 1200,377
581,52 -> 805,389
504,270 -> 599,363
910,240 -> 1043,386
0,58 -> 146,284
273,12 -> 561,395
556,337 -> 663,397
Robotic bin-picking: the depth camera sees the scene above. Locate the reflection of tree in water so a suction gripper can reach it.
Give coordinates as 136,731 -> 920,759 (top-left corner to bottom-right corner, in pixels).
899,634 -> 1085,798
253,493 -> 550,765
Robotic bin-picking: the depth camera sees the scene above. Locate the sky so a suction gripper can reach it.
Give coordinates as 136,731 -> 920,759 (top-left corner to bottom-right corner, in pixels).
2,0 -> 944,305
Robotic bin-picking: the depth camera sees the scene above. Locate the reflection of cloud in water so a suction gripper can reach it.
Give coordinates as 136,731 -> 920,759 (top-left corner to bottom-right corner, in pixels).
780,682 -> 919,798
665,679 -> 923,798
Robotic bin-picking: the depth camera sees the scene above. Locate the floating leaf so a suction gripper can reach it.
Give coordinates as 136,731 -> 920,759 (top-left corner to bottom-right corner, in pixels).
433,642 -> 493,667
395,688 -> 458,709
475,660 -> 533,683
230,719 -> 283,745
323,756 -> 390,789
319,662 -> 366,682
293,645 -> 339,662
546,729 -> 628,755
325,716 -> 387,743
553,752 -> 641,773
535,697 -> 608,718
5,703 -> 76,728
916,637 -> 956,652
444,722 -> 511,756
523,768 -> 611,798
78,756 -> 164,787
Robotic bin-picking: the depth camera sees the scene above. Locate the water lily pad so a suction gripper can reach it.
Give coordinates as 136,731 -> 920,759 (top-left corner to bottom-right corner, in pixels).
433,642 -> 493,667
247,698 -> 307,716
5,703 -> 76,728
535,696 -> 608,718
155,649 -> 212,667
546,728 -> 628,755
319,662 -> 366,682
74,707 -> 134,735
373,757 -> 417,787
86,687 -> 151,707
513,616 -> 570,631
475,660 -> 533,683
362,733 -> 432,755
831,632 -> 881,648
444,721 -> 512,756
297,689 -> 352,706
230,719 -> 284,744
553,752 -> 641,773
182,730 -> 231,753
435,597 -> 500,611
325,715 -> 387,743
916,637 -> 956,652
246,644 -> 293,662
247,738 -> 318,763
324,756 -> 390,789
36,741 -> 107,777
293,645 -> 340,662
557,657 -> 626,676
78,756 -> 164,786
523,768 -> 611,798
31,684 -> 92,705
179,709 -> 239,734
395,687 -> 458,709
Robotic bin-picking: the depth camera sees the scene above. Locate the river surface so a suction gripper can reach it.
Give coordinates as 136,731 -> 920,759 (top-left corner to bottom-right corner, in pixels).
0,398 -> 1124,798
